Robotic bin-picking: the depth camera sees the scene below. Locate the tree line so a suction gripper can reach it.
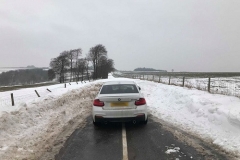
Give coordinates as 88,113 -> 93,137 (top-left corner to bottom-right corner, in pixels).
0,69 -> 48,86
0,44 -> 115,86
49,44 -> 115,83
134,67 -> 167,72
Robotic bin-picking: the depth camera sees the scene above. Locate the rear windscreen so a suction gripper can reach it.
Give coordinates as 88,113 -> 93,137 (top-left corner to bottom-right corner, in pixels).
100,84 -> 139,94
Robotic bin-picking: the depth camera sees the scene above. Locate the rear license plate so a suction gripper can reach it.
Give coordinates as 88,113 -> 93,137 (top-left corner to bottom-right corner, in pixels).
111,102 -> 129,107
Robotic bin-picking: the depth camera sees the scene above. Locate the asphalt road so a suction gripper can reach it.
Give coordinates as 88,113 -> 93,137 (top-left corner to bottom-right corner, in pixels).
55,115 -> 230,160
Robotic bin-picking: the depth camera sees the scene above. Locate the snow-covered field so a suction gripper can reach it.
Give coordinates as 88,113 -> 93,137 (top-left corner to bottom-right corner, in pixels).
1,74 -> 240,159
139,74 -> 240,98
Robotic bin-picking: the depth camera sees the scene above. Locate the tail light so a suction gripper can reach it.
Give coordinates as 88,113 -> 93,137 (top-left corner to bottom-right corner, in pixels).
135,98 -> 146,106
93,99 -> 104,107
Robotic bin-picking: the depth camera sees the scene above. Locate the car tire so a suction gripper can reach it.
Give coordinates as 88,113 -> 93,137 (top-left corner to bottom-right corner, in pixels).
142,117 -> 148,125
93,120 -> 100,126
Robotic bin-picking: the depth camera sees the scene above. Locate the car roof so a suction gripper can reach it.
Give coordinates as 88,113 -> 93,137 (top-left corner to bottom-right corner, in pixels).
103,81 -> 136,85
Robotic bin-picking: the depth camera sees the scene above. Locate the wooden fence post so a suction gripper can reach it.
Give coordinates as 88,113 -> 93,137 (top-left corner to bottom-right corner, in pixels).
208,78 -> 211,93
158,75 -> 161,83
11,93 -> 14,106
87,73 -> 90,82
143,75 -> 144,80
35,90 -> 40,97
65,83 -> 66,88
169,76 -> 171,85
153,75 -> 154,81
183,77 -> 185,87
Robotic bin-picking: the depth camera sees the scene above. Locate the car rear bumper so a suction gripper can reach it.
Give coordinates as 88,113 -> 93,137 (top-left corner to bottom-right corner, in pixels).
94,114 -> 146,123
92,105 -> 148,122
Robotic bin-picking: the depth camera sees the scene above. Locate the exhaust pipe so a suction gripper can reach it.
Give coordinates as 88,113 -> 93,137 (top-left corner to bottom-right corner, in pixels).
133,120 -> 137,124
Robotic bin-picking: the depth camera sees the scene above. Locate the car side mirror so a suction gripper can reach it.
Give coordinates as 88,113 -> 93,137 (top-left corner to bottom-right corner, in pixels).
138,87 -> 141,90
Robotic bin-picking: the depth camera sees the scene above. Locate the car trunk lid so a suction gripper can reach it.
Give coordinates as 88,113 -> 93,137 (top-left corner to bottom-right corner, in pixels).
98,93 -> 140,110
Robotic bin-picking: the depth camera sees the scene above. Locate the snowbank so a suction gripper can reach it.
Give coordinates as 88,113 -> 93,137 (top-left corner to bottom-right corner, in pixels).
0,82 -> 102,159
0,81 -> 91,114
134,79 -> 240,157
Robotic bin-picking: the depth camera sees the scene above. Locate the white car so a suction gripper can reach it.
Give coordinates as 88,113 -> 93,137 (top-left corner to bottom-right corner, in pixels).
92,80 -> 148,125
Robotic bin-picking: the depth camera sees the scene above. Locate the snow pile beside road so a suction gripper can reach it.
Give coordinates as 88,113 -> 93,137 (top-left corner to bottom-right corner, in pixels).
0,82 -> 91,114
165,147 -> 180,154
0,83 -> 102,160
135,80 -> 240,157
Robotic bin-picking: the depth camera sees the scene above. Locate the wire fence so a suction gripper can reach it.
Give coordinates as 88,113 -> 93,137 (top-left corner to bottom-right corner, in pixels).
118,73 -> 240,98
0,80 -> 91,108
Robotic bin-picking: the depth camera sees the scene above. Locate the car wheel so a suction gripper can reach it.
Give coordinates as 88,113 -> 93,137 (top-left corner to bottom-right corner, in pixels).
93,120 -> 100,126
142,118 -> 148,125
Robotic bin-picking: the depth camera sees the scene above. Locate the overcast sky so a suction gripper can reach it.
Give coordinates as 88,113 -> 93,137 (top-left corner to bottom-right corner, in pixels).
0,0 -> 240,72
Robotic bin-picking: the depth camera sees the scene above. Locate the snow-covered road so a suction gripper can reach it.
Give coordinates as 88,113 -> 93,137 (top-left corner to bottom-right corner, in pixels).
0,75 -> 240,159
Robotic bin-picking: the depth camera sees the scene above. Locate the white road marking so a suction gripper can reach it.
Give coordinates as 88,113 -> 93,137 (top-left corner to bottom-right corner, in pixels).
122,123 -> 128,160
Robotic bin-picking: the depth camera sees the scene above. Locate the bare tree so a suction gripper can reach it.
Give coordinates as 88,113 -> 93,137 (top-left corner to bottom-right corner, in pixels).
85,54 -> 91,80
106,59 -> 115,73
88,44 -> 107,79
48,69 -> 55,80
98,56 -> 108,78
73,48 -> 82,81
98,57 -> 115,78
76,58 -> 86,81
50,58 -> 61,82
66,48 -> 82,82
50,51 -> 70,83
67,50 -> 74,82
